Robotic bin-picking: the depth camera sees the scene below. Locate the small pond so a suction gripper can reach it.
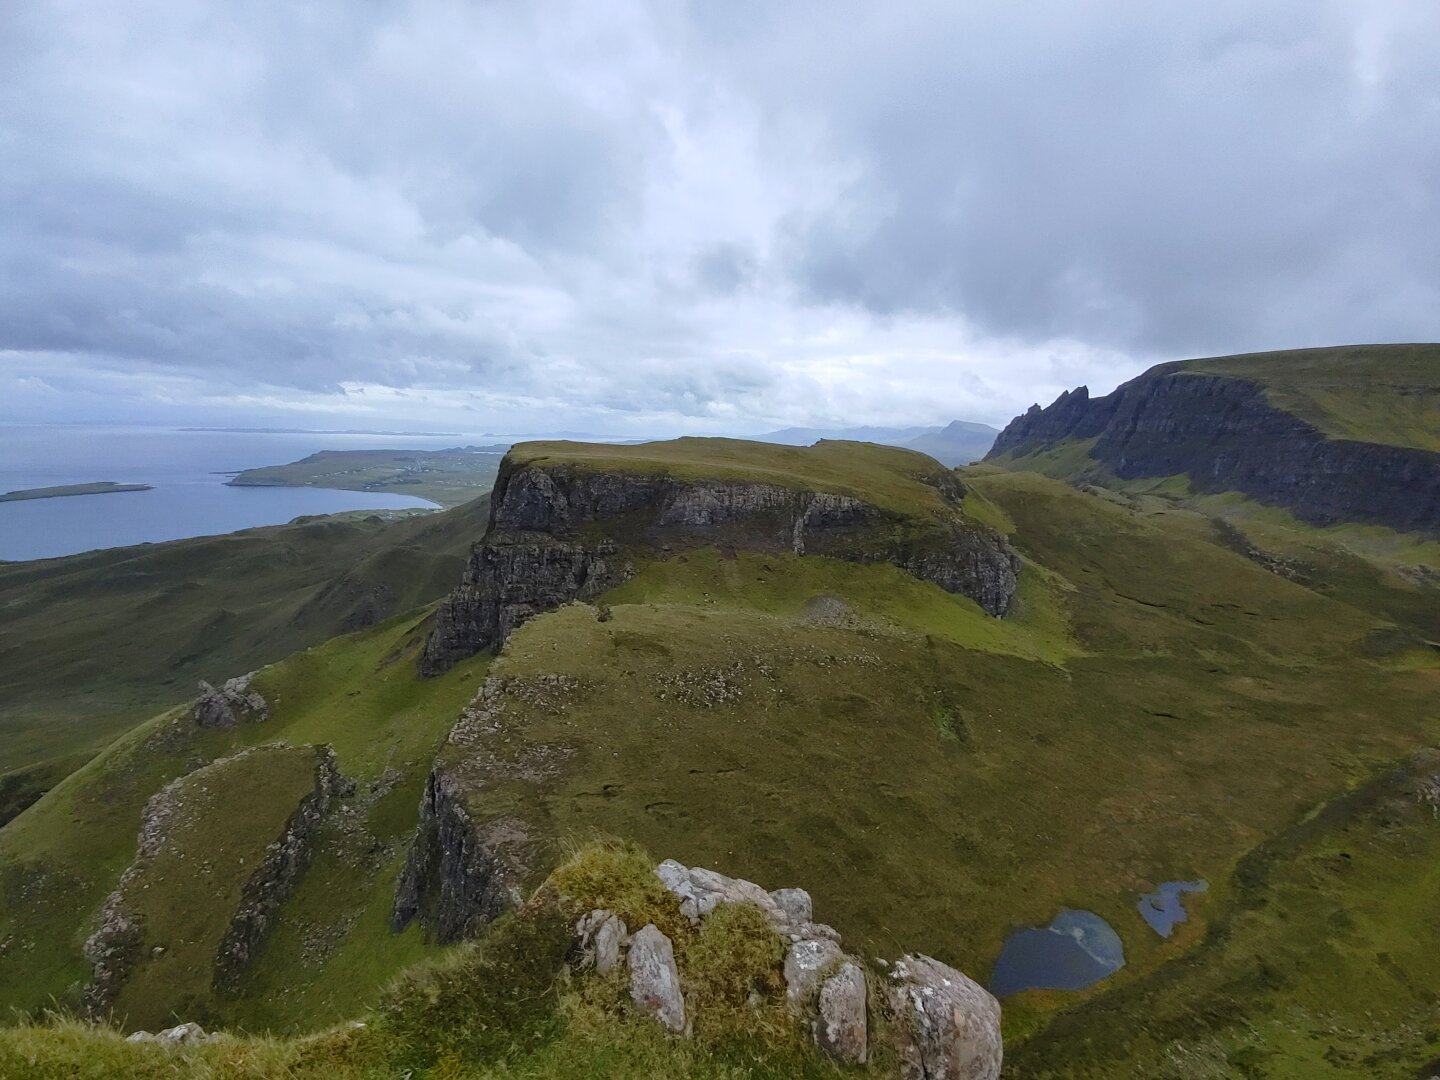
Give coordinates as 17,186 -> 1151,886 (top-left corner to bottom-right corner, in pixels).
990,909 -> 1125,997
1137,879 -> 1207,937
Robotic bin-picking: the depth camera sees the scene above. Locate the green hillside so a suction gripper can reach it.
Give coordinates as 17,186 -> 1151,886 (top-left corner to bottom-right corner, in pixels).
0,495 -> 489,821
1184,344 -> 1440,452
2,438 -> 1438,1076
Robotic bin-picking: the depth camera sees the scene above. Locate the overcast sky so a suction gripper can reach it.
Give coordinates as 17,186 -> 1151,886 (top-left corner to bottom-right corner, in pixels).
2,1 -> 1437,436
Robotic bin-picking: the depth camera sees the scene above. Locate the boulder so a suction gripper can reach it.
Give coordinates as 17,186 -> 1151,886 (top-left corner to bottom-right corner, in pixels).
628,924 -> 686,1034
156,1021 -> 211,1046
655,859 -> 819,937
576,908 -> 628,974
816,961 -> 868,1065
770,887 -> 813,925
784,937 -> 844,1012
888,954 -> 1002,1080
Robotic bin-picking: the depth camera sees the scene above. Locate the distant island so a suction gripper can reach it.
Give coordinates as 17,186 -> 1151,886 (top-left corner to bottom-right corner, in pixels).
228,446 -> 509,508
0,481 -> 153,503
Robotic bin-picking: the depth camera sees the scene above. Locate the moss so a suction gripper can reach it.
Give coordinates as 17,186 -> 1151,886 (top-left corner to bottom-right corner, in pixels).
685,902 -> 785,1009
549,840 -> 690,945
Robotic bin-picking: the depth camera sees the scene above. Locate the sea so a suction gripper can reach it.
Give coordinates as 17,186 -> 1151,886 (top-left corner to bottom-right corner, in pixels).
0,424 -> 499,562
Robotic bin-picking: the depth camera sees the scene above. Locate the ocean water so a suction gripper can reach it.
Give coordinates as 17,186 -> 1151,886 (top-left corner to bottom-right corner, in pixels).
0,424 -> 488,562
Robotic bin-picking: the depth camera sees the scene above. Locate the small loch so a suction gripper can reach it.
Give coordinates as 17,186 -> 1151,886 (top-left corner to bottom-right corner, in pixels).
990,909 -> 1125,997
1137,879 -> 1208,937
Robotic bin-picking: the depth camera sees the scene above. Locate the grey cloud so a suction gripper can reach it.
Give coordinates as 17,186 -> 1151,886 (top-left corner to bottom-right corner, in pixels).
0,0 -> 1436,433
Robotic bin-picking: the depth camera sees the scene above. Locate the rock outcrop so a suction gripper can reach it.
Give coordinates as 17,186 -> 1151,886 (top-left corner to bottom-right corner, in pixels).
988,364 -> 1440,534
193,673 -> 269,729
420,449 -> 1020,675
889,954 -> 1003,1080
391,766 -> 531,943
212,746 -> 350,993
82,745 -> 344,1017
628,923 -> 687,1033
561,857 -> 998,1073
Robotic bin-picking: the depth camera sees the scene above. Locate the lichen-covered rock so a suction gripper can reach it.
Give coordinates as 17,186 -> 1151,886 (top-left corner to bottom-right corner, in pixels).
193,673 -> 269,729
155,1022 -> 212,1046
576,909 -> 628,974
784,937 -> 844,1012
212,747 -> 348,993
770,887 -> 813,925
628,924 -> 686,1034
420,450 -> 1020,675
888,954 -> 1002,1080
816,961 -> 868,1065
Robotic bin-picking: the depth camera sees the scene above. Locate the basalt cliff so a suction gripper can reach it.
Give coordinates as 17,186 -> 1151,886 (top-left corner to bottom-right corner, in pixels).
419,441 -> 1020,676
988,359 -> 1440,533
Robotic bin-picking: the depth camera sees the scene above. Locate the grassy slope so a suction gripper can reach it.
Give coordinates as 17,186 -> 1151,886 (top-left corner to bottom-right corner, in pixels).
108,744 -> 323,1030
426,467 -> 1437,1065
229,447 -> 504,508
1180,344 -> 1440,452
0,611 -> 487,1031
0,494 -> 489,785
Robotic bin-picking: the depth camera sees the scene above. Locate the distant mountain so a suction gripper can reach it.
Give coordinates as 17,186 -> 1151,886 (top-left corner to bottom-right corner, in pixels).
902,420 -> 1003,467
754,420 -> 1000,466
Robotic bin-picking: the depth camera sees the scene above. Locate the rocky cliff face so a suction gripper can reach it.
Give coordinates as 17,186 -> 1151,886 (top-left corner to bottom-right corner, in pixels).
420,454 -> 1020,675
391,766 -> 530,943
989,364 -> 1440,533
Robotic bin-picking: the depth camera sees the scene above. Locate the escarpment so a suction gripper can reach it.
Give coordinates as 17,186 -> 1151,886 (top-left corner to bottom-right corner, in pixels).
989,362 -> 1440,533
420,444 -> 1020,675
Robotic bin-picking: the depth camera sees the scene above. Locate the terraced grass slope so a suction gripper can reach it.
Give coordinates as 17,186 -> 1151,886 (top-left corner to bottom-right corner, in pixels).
0,494 -> 489,820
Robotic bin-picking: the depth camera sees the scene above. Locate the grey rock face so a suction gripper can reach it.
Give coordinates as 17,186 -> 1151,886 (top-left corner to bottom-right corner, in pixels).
989,364 -> 1440,534
656,859 -> 829,940
628,924 -> 687,1034
770,887 -> 813,925
784,937 -> 844,1012
576,909 -> 628,974
156,1022 -> 211,1046
391,767 -> 529,943
888,953 -> 1002,1080
212,746 -> 347,993
816,961 -> 868,1065
193,673 -> 268,729
420,453 -> 1020,675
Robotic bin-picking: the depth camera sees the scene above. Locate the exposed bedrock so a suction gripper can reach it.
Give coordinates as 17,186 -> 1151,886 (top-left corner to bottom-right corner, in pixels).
390,765 -> 531,943
420,456 -> 1019,675
989,365 -> 1440,533
212,746 -> 350,993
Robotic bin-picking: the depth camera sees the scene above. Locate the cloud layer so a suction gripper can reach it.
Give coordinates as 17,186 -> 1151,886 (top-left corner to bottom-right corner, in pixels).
2,1 -> 1436,434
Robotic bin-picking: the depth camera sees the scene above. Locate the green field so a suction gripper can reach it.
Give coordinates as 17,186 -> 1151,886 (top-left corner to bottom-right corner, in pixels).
229,447 -> 506,508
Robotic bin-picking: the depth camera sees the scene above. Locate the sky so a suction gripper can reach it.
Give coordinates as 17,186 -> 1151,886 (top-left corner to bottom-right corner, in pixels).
2,1 -> 1437,437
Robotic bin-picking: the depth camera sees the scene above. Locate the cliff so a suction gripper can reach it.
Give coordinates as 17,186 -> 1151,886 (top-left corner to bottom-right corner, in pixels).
989,360 -> 1440,533
420,439 -> 1020,675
